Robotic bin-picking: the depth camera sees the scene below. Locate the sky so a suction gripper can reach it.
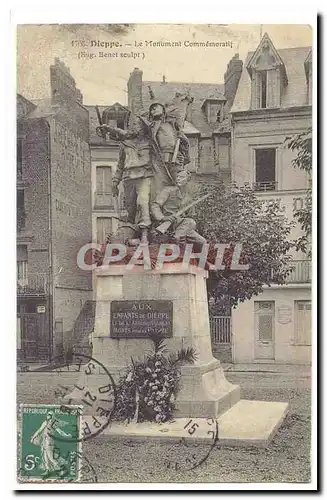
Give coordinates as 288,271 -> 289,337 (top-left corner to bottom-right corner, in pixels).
17,23 -> 312,106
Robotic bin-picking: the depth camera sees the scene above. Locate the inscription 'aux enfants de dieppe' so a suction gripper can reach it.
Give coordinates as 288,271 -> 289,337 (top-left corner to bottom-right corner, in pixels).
110,301 -> 173,339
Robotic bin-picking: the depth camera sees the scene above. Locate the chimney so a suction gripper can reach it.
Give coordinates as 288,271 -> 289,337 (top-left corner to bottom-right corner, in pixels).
224,54 -> 243,108
50,58 -> 83,105
127,67 -> 143,113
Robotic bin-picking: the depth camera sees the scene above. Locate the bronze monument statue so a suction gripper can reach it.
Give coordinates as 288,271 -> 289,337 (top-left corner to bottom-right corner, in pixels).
96,89 -> 207,246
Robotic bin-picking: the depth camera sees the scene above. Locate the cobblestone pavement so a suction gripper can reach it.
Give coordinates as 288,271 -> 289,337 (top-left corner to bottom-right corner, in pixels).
17,370 -> 312,484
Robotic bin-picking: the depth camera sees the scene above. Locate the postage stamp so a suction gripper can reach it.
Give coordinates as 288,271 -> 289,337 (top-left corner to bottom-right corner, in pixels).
19,404 -> 82,482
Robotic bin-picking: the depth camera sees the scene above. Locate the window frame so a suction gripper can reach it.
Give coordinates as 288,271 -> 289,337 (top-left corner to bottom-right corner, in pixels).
293,300 -> 312,346
253,146 -> 278,192
17,138 -> 23,179
258,70 -> 268,109
96,216 -> 113,244
254,300 -> 275,342
94,165 -> 114,209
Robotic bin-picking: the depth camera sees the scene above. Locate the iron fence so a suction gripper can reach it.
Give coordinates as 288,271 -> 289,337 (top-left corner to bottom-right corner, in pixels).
210,316 -> 231,344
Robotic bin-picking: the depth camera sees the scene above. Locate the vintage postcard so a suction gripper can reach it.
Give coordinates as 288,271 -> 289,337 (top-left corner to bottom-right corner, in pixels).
15,22 -> 315,489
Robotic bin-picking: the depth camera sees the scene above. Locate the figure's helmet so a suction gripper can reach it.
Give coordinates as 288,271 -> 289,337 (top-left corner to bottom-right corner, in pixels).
148,101 -> 166,119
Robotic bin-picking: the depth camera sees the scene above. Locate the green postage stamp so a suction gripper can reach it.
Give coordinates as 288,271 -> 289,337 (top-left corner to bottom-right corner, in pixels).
19,404 -> 82,482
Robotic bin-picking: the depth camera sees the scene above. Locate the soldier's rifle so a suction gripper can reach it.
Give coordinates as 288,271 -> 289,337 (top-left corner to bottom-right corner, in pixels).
156,192 -> 211,234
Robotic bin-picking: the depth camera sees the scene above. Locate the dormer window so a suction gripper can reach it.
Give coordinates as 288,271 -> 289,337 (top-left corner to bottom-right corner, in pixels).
201,97 -> 226,124
247,33 -> 288,110
102,103 -> 129,130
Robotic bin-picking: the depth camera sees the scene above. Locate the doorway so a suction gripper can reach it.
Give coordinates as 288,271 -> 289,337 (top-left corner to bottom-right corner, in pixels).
254,301 -> 275,360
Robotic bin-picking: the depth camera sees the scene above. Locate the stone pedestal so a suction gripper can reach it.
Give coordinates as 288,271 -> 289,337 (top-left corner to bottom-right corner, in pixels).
91,263 -> 240,418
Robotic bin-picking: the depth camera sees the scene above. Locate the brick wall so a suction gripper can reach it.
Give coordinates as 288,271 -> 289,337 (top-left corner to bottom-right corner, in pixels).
50,102 -> 92,341
18,117 -> 51,280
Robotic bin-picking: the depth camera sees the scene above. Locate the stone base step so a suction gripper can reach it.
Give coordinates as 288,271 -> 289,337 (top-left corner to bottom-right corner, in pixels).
84,399 -> 288,448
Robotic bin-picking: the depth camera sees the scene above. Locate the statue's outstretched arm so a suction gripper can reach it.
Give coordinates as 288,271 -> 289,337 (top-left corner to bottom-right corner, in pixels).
97,124 -> 139,141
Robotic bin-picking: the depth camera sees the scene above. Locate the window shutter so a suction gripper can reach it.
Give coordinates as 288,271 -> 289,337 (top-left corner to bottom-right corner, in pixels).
17,245 -> 28,261
267,69 -> 280,108
96,167 -> 113,206
97,217 -> 112,243
188,137 -> 198,172
104,167 -> 112,193
295,301 -> 311,345
219,144 -> 230,171
251,72 -> 261,109
96,167 -> 104,193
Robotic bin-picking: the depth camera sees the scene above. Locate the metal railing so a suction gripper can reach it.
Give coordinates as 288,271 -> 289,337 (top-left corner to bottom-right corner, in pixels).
286,260 -> 311,283
210,316 -> 231,344
17,273 -> 48,296
253,181 -> 278,192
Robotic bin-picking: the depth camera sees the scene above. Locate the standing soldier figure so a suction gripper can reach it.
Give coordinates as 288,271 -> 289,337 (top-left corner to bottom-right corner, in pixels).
97,112 -> 153,243
147,92 -> 193,190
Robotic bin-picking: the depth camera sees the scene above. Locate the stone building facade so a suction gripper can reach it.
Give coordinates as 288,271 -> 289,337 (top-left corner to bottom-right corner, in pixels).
17,59 -> 92,364
230,34 -> 312,364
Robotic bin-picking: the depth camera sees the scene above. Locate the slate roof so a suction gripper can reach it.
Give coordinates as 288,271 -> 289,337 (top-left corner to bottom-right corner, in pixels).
231,46 -> 312,113
25,98 -> 60,119
86,79 -> 226,143
17,94 -> 37,119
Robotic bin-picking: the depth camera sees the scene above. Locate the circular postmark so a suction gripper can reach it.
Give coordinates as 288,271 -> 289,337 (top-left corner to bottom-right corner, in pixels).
163,417 -> 219,472
33,352 -> 116,443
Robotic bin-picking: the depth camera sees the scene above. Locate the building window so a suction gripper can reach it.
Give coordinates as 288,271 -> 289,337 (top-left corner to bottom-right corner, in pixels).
117,117 -> 126,129
96,217 -> 112,244
17,245 -> 28,287
254,148 -> 276,191
208,103 -> 219,124
254,301 -> 275,341
17,139 -> 23,179
259,71 -> 267,108
17,190 -> 26,230
251,69 -> 282,110
304,51 -> 312,105
293,197 -> 304,211
187,137 -> 199,172
17,316 -> 22,350
294,301 -> 311,345
218,144 -> 230,172
95,166 -> 113,207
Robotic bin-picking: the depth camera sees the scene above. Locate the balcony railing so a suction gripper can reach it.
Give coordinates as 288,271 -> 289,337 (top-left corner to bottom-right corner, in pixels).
17,273 -> 48,296
286,260 -> 311,284
253,181 -> 278,192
